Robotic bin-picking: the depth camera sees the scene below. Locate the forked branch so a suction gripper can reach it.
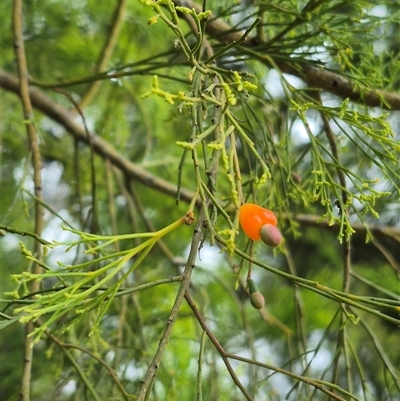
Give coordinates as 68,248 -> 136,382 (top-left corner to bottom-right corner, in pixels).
173,0 -> 400,111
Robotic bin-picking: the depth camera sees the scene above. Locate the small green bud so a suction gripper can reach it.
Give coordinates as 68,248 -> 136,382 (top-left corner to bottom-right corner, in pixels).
259,224 -> 282,247
247,279 -> 265,309
247,278 -> 259,295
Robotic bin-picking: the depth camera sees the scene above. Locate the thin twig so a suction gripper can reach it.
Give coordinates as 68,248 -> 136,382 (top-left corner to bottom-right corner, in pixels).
226,353 -> 359,401
358,317 -> 400,390
196,330 -> 206,401
185,291 -> 255,401
135,212 -> 204,401
0,224 -> 51,245
12,1 -> 45,400
54,88 -> 99,234
78,0 -> 128,109
371,238 -> 400,277
315,91 -> 352,394
282,242 -> 308,377
45,333 -> 124,401
125,177 -> 179,263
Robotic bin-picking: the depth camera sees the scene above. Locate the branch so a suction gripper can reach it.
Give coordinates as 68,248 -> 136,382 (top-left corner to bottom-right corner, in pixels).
1,67 -> 397,244
186,292 -> 352,401
0,224 -> 52,245
290,214 -> 400,244
136,211 -> 204,400
185,292 -> 255,401
173,0 -> 400,111
47,334 -> 130,400
13,0 -> 45,399
0,69 -> 196,204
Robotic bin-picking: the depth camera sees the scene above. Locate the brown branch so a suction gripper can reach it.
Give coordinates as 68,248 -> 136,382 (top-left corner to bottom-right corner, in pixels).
135,211 -> 204,401
0,224 -> 52,245
0,69 -> 196,204
226,353 -> 352,401
289,213 -> 400,244
12,1 -> 45,400
47,334 -> 130,400
276,62 -> 400,110
185,292 -> 255,401
173,0 -> 400,111
1,75 -> 397,245
186,291 -> 351,401
42,332 -> 103,401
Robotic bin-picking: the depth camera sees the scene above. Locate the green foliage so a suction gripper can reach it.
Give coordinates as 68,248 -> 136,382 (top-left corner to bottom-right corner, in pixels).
1,0 -> 399,400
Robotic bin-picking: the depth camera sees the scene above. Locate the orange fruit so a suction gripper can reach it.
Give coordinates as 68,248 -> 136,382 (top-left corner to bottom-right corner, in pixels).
239,203 -> 277,241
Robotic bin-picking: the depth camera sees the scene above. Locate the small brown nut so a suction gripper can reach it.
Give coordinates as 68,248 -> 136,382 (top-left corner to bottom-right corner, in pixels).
259,224 -> 282,247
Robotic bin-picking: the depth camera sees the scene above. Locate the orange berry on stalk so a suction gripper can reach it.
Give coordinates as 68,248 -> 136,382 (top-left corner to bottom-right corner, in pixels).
239,203 -> 277,241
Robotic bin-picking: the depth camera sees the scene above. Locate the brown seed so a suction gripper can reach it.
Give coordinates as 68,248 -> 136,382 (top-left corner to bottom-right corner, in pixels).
259,224 -> 282,247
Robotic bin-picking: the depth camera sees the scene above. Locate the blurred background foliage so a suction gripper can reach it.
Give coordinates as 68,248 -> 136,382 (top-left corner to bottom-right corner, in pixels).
1,0 -> 399,400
